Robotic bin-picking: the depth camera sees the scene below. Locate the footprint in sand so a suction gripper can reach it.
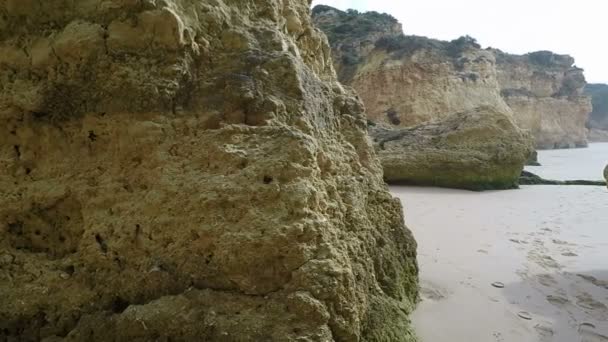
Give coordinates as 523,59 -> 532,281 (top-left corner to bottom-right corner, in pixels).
547,294 -> 570,306
419,281 -> 448,301
534,323 -> 554,342
552,238 -> 575,246
576,293 -> 608,312
579,323 -> 608,342
537,274 -> 558,287
577,274 -> 608,290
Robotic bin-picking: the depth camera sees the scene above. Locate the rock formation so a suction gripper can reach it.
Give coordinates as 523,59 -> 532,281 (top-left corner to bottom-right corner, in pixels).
312,6 -> 592,150
312,6 -> 511,128
371,107 -> 534,190
494,51 -> 592,149
0,1 -> 419,340
585,83 -> 608,141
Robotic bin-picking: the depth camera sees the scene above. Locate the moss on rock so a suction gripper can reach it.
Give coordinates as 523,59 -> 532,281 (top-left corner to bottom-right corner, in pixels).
371,106 -> 534,191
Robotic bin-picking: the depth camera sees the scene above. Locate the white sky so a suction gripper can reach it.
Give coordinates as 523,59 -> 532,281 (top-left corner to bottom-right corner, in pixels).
312,0 -> 607,84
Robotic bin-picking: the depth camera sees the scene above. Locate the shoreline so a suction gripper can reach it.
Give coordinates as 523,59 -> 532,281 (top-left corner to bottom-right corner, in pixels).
393,185 -> 608,342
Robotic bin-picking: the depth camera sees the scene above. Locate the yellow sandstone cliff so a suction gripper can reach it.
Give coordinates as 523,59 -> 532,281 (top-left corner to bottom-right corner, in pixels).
0,1 -> 418,340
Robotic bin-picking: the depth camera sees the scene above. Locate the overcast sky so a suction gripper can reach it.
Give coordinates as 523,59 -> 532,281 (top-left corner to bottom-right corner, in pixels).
311,0 -> 607,84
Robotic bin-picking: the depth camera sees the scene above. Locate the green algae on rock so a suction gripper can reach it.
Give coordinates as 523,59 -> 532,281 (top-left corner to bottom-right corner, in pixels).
371,106 -> 535,191
0,0 -> 418,340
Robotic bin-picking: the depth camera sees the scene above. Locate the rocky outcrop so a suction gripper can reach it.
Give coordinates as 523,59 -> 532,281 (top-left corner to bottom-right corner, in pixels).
0,1 -> 418,340
371,107 -> 534,190
495,51 -> 592,149
313,6 -> 511,128
605,165 -> 608,188
313,7 -> 592,150
585,83 -> 608,141
587,127 -> 608,142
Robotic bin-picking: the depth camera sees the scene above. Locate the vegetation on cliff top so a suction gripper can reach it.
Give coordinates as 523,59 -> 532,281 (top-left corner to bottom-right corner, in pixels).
313,4 -> 482,65
312,5 -> 399,43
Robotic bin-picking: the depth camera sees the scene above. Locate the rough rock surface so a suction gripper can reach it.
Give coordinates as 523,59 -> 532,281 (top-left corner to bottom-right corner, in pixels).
585,83 -> 608,140
370,107 -> 534,190
0,1 -> 419,341
313,7 -> 592,150
312,6 -> 511,128
495,51 -> 592,149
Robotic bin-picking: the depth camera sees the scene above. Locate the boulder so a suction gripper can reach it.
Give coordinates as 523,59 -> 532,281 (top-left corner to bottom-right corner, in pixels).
371,106 -> 534,190
0,0 -> 418,340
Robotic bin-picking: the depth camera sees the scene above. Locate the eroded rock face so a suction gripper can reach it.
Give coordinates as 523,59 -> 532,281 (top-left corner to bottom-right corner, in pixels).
371,107 -> 534,190
585,83 -> 608,140
495,51 -> 592,149
313,7 -> 592,150
312,6 -> 511,128
0,1 -> 418,340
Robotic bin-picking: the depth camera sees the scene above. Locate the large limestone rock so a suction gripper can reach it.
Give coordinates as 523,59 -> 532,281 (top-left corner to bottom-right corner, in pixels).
0,1 -> 418,340
312,6 -> 511,128
371,107 -> 534,190
495,51 -> 592,149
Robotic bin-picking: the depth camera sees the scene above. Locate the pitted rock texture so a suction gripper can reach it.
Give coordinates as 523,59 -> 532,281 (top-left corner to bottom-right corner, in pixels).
312,6 -> 511,128
0,1 -> 419,341
495,51 -> 592,149
371,107 -> 534,190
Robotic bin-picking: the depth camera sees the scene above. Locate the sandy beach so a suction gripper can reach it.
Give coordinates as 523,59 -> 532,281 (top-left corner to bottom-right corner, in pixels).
395,144 -> 608,342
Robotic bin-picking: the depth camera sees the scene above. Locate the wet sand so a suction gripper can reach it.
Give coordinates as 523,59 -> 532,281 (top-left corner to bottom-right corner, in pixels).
393,185 -> 608,342
526,143 -> 608,180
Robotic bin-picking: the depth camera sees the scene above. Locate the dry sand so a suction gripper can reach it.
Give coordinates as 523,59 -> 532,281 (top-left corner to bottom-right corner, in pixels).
393,185 -> 608,342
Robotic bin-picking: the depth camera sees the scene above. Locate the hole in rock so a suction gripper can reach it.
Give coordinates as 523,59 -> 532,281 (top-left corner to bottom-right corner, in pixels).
110,297 -> 130,313
95,234 -> 108,253
65,265 -> 75,275
88,130 -> 97,142
263,175 -> 273,184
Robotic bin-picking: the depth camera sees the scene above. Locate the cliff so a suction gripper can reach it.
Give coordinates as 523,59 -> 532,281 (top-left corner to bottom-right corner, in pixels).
313,6 -> 511,128
585,83 -> 608,133
494,50 -> 592,149
0,1 -> 419,340
371,107 -> 534,190
313,6 -> 592,149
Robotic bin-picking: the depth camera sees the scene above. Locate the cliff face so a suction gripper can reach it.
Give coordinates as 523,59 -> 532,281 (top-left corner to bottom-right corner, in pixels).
0,1 -> 418,340
313,6 -> 592,149
585,83 -> 608,131
313,6 -> 511,128
495,51 -> 592,149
